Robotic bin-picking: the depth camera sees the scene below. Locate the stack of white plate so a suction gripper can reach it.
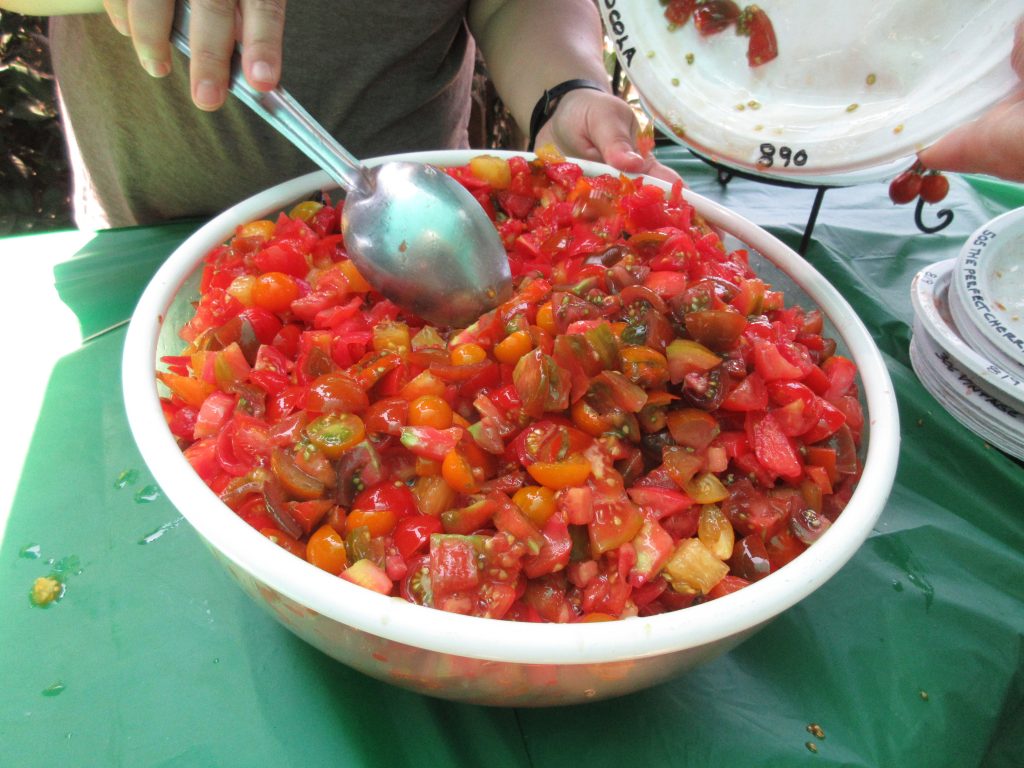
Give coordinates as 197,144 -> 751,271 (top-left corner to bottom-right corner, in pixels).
909,207 -> 1024,460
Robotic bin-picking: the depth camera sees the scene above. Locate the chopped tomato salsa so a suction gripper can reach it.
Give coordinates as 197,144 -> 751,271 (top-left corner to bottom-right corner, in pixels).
158,152 -> 862,622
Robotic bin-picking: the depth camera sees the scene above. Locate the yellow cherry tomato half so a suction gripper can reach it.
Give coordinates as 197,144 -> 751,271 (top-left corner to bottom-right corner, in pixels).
344,506 -> 397,538
526,454 -> 591,489
450,342 -> 488,366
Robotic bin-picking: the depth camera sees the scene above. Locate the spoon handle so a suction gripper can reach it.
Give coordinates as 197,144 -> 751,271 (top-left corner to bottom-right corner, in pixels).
170,0 -> 369,194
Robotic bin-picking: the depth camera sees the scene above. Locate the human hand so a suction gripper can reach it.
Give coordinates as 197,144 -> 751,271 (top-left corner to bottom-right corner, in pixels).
534,88 -> 683,186
103,0 -> 286,111
917,17 -> 1024,182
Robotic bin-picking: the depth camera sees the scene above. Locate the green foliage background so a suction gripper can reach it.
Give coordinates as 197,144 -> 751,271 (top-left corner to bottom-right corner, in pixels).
0,12 -> 72,236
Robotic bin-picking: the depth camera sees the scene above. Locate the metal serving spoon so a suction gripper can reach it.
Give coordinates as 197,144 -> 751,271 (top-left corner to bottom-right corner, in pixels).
171,1 -> 511,328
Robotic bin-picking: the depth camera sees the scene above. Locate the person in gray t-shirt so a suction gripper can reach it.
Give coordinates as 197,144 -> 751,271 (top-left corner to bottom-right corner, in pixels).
2,0 -> 681,229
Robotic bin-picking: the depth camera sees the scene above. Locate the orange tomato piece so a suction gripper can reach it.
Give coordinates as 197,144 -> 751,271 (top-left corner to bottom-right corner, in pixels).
450,342 -> 488,366
469,155 -> 512,189
526,454 -> 592,489
338,259 -> 372,293
372,321 -> 411,355
663,445 -> 703,488
619,345 -> 670,389
535,302 -> 556,335
578,612 -> 617,623
512,485 -> 557,527
306,523 -> 349,574
157,371 -> 215,409
570,398 -> 613,437
345,506 -> 397,538
399,370 -> 447,401
685,471 -> 729,504
441,449 -> 479,494
270,448 -> 326,500
408,394 -> 454,429
251,271 -> 300,313
415,456 -> 442,477
493,329 -> 534,365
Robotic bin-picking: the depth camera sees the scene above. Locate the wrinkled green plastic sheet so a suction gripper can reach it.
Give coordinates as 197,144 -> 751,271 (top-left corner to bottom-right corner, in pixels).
1,152 -> 1021,767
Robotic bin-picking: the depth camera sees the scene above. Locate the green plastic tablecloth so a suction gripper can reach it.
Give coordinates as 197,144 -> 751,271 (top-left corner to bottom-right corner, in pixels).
2,152 -> 1022,768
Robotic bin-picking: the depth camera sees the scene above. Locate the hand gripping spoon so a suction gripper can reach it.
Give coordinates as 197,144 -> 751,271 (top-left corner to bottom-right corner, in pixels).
171,1 -> 511,328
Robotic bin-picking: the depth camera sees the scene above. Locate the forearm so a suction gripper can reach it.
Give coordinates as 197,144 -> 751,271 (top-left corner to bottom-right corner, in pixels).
0,1 -> 103,14
468,0 -> 610,134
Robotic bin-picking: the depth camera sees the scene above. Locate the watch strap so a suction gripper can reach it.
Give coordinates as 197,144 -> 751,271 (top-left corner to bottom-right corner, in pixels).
527,78 -> 607,152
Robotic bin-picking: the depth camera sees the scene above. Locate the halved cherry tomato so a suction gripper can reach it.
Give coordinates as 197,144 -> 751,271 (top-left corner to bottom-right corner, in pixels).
684,310 -> 746,352
526,454 -> 592,489
408,394 -> 453,429
393,515 -> 444,560
353,482 -> 419,520
666,408 -> 721,450
306,523 -> 348,574
251,271 -> 300,313
512,485 -> 557,527
442,449 -> 480,494
306,412 -> 365,458
305,372 -> 369,414
345,506 -> 397,538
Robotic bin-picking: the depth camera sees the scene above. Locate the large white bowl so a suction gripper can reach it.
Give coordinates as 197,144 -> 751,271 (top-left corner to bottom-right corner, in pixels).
122,150 -> 900,706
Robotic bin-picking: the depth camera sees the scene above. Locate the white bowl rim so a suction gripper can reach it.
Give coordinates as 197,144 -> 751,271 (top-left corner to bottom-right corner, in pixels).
122,149 -> 900,665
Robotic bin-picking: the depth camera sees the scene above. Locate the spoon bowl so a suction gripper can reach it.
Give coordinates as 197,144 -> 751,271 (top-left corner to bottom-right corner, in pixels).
343,162 -> 512,327
171,1 -> 510,327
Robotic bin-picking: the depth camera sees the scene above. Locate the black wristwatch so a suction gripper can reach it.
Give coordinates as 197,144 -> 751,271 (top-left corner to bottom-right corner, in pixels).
527,78 -> 607,152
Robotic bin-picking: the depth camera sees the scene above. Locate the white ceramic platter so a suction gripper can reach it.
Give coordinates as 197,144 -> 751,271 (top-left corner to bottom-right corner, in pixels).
911,259 -> 1024,410
600,0 -> 1021,185
951,206 -> 1024,377
909,323 -> 1024,461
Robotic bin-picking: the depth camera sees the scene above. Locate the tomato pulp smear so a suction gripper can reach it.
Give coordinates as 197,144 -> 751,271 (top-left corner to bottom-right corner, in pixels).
157,151 -> 863,623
